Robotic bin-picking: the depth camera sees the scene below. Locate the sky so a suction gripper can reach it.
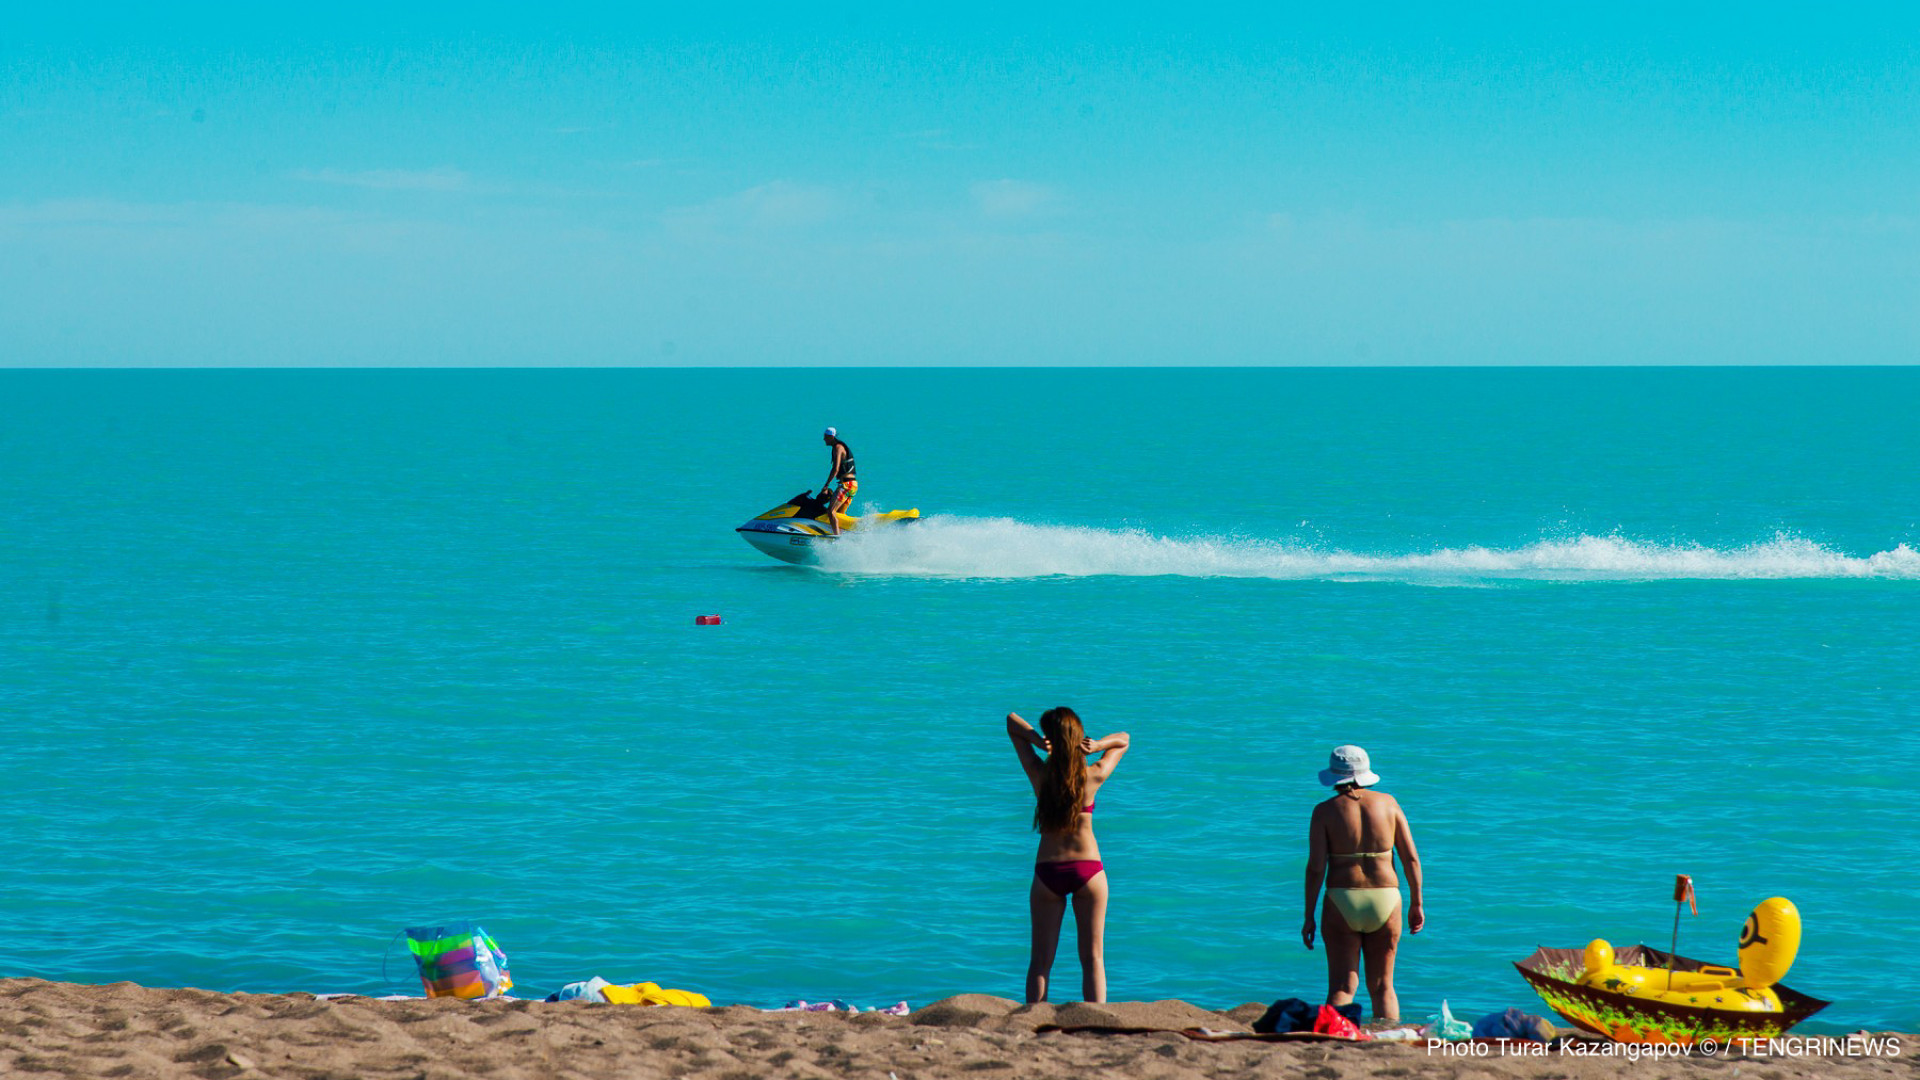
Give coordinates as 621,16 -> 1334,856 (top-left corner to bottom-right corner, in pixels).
2,4 -> 1917,366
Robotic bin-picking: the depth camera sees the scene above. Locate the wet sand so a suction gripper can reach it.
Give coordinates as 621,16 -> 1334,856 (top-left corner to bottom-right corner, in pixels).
1,978 -> 1909,1079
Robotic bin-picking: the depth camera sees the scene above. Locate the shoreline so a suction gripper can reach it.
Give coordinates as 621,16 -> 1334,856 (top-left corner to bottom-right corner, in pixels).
3,978 -> 1908,1080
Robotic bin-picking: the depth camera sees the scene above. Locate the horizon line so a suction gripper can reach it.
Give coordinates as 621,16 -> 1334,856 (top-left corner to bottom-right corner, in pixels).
2,362 -> 1916,373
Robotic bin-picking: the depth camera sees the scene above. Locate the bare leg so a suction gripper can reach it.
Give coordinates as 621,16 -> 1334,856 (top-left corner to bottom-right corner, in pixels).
1361,903 -> 1404,1021
1026,876 -> 1066,1003
1070,870 -> 1109,1002
1320,897 -> 1361,1008
829,487 -> 849,535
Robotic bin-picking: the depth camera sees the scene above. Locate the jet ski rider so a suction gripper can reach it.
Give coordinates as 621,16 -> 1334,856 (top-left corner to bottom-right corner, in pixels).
819,427 -> 858,536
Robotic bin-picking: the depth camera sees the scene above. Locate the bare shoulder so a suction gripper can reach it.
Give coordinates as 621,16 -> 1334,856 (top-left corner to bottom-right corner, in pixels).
1375,792 -> 1413,826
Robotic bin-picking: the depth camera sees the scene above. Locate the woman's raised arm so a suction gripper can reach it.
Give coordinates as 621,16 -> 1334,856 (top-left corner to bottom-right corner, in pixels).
1005,712 -> 1050,750
1085,732 -> 1129,778
1006,712 -> 1049,788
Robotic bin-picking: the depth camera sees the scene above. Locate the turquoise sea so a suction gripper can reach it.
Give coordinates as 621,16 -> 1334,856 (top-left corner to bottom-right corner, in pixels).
2,367 -> 1916,1033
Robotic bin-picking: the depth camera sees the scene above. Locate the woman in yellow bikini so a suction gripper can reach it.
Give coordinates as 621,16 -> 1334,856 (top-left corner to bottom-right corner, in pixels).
1302,745 -> 1424,1022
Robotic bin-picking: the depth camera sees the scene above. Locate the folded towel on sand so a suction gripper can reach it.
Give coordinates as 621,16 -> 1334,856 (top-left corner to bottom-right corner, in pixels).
547,978 -> 710,1006
1251,998 -> 1364,1035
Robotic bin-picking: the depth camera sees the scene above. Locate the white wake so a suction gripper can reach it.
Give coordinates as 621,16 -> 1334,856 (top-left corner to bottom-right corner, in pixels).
812,517 -> 1920,582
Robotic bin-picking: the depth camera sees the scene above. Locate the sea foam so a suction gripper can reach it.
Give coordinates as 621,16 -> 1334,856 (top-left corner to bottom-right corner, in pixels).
814,518 -> 1920,582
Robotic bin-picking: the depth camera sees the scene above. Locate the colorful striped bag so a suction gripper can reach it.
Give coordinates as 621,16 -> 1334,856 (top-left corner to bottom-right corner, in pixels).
405,923 -> 513,999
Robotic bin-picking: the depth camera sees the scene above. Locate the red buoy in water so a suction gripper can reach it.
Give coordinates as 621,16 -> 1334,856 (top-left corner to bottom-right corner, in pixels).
695,614 -> 723,625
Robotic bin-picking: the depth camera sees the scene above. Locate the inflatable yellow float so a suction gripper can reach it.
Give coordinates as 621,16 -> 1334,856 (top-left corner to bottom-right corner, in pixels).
1578,897 -> 1801,1011
1513,896 -> 1828,1044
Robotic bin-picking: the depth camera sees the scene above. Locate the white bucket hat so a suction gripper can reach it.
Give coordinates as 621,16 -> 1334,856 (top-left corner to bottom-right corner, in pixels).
1318,744 -> 1380,788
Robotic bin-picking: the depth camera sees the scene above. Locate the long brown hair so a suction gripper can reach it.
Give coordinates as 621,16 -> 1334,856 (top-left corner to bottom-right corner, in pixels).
1032,707 -> 1089,835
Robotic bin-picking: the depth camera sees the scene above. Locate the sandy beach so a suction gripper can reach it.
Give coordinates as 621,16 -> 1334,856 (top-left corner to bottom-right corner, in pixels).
2,978 -> 1908,1080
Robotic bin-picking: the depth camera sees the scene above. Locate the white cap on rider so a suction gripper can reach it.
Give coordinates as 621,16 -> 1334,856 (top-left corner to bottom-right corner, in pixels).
823,427 -> 837,439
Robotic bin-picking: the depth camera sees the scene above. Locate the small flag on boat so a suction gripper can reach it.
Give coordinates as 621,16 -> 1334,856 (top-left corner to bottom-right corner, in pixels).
1674,874 -> 1697,915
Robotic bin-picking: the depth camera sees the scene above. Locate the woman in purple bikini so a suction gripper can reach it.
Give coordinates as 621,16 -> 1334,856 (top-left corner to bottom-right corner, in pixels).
1005,707 -> 1130,1003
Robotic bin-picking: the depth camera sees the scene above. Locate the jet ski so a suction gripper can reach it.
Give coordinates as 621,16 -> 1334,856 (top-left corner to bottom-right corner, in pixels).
736,490 -> 920,564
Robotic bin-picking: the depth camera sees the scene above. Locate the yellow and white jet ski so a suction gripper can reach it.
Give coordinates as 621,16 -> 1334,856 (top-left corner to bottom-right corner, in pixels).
735,491 -> 920,564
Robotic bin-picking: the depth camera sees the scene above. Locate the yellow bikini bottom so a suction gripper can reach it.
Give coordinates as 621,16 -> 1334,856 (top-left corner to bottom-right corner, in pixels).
1327,887 -> 1401,933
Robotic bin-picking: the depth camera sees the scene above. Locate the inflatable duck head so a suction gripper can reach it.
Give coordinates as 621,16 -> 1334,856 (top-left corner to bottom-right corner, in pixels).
1737,897 -> 1801,987
1583,938 -> 1614,975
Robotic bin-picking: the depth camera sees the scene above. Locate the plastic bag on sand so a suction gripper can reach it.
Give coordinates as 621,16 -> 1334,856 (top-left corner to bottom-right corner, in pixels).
1472,1007 -> 1557,1042
551,977 -> 614,1002
1311,1005 -> 1369,1039
405,923 -> 512,1000
1254,998 -> 1366,1036
1425,1000 -> 1473,1041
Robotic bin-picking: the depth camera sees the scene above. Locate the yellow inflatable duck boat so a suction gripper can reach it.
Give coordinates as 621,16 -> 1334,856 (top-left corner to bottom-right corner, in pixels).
1514,897 -> 1829,1044
1579,897 -> 1800,1011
